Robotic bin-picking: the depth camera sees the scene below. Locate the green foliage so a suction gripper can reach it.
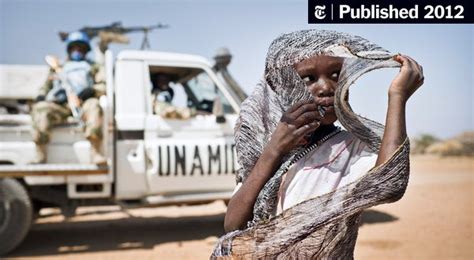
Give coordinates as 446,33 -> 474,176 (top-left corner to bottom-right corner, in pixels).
412,134 -> 440,154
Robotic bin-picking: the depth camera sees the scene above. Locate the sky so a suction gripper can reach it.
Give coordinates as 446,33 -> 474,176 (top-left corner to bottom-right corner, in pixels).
0,0 -> 472,139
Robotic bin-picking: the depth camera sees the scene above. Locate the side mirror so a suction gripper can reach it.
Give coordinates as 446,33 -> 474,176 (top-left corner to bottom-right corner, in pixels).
212,96 -> 226,123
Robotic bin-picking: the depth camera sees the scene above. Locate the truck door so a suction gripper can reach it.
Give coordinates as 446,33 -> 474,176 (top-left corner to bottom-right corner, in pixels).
143,65 -> 239,196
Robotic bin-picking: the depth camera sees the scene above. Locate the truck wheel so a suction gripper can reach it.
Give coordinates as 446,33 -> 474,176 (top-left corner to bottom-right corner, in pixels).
0,178 -> 33,256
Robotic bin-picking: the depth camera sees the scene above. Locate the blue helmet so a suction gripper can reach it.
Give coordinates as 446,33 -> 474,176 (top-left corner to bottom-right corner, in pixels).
66,31 -> 91,52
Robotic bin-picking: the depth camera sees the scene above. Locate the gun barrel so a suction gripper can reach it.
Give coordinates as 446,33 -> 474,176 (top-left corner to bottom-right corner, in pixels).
59,22 -> 169,41
120,24 -> 169,33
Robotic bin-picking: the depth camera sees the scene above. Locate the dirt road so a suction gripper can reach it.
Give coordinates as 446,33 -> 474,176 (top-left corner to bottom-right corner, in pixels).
5,156 -> 473,259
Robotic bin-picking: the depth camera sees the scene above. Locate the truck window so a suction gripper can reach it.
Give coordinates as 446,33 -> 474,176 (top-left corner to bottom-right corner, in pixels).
148,66 -> 235,117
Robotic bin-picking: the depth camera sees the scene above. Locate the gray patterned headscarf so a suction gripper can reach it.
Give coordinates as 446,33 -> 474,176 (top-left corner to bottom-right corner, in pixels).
235,29 -> 399,183
212,29 -> 410,259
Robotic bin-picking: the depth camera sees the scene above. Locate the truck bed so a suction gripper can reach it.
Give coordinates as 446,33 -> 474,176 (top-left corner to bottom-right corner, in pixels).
0,114 -> 107,165
0,114 -> 83,143
0,164 -> 108,177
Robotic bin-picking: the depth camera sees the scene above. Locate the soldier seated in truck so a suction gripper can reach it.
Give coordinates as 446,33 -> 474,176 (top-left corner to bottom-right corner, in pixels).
30,31 -> 107,165
151,73 -> 174,104
149,67 -> 235,121
150,72 -> 195,119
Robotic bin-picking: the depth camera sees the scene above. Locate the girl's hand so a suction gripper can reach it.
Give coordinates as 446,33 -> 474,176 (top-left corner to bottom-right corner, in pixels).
390,54 -> 424,101
268,101 -> 322,155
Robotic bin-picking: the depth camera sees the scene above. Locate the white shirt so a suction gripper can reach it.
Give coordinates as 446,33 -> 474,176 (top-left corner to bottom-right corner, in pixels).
232,131 -> 377,215
276,131 -> 377,215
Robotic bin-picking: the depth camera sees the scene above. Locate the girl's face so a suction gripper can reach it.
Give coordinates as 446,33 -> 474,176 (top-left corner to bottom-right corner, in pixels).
294,55 -> 344,125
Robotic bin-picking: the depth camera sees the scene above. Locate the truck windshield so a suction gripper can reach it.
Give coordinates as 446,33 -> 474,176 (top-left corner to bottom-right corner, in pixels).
148,66 -> 236,115
186,71 -> 234,113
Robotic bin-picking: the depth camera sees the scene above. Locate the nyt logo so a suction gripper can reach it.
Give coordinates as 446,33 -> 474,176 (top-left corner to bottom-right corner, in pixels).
314,5 -> 327,19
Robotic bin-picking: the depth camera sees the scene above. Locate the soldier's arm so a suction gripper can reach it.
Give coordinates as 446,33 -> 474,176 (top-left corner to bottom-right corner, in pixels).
90,62 -> 107,96
90,63 -> 106,83
37,70 -> 55,101
90,63 -> 100,80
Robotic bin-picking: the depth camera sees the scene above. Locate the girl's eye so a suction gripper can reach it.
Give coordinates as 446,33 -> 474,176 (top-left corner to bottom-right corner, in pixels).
302,75 -> 316,83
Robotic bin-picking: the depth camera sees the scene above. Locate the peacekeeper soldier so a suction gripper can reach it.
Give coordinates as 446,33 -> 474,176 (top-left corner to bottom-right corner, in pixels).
31,31 -> 107,165
151,73 -> 194,119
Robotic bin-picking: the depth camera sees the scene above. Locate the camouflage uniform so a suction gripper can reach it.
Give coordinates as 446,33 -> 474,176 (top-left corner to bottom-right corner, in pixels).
31,61 -> 106,164
31,98 -> 103,144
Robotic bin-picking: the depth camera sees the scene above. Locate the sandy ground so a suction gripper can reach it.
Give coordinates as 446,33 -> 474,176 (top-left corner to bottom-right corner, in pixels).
4,156 -> 473,260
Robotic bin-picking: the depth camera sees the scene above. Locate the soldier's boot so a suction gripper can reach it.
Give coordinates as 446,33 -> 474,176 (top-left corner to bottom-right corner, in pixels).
89,139 -> 107,166
33,144 -> 47,164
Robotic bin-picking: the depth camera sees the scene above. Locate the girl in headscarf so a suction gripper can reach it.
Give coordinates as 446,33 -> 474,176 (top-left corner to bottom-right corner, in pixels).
212,29 -> 424,259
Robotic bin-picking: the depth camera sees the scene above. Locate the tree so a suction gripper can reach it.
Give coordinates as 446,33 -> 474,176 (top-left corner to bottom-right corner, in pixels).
412,134 -> 440,154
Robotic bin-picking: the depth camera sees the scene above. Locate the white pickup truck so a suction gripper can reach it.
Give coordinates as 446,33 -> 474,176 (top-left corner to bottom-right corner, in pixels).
0,49 -> 246,255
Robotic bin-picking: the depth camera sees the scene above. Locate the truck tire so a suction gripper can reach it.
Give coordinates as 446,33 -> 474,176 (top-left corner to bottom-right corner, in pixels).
0,178 -> 33,256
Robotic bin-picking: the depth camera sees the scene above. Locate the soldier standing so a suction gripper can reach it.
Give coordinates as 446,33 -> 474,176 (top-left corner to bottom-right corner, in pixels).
31,31 -> 106,165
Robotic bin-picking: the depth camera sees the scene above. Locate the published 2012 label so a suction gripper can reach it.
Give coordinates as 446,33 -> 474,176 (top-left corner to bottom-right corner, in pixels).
424,5 -> 464,19
316,4 -> 466,20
